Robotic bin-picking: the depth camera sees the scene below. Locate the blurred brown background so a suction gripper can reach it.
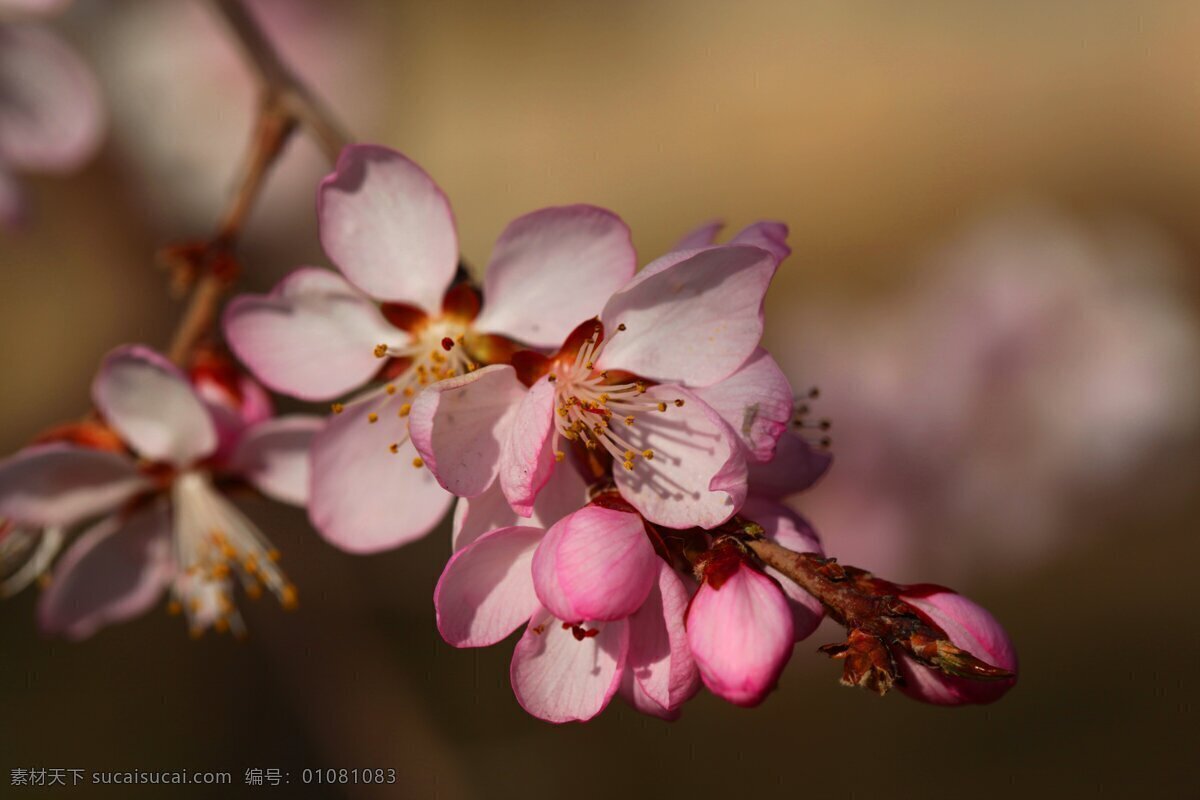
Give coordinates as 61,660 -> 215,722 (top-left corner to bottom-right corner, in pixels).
2,0 -> 1197,797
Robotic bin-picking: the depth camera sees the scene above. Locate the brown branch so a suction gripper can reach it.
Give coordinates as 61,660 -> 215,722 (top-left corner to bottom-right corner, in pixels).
163,0 -> 353,366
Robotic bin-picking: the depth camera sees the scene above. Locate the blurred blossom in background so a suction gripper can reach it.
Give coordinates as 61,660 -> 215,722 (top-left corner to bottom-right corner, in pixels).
783,205 -> 1200,580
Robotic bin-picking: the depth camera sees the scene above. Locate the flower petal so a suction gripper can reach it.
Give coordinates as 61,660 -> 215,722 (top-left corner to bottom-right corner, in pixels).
613,386 -> 748,530
730,221 -> 791,266
0,525 -> 63,597
627,561 -> 701,712
434,525 -> 543,647
0,444 -> 148,526
452,458 -> 589,551
473,205 -> 637,348
37,502 -> 172,640
499,376 -> 558,517
672,220 -> 724,251
0,24 -> 103,173
686,562 -> 794,707
741,496 -> 825,641
309,394 -> 452,553
746,431 -> 833,499
598,245 -> 777,387
223,267 -> 404,402
409,365 -> 527,498
92,345 -> 217,466
229,415 -> 323,507
532,506 -> 657,622
693,348 -> 794,462
318,144 -> 457,312
510,607 -> 627,723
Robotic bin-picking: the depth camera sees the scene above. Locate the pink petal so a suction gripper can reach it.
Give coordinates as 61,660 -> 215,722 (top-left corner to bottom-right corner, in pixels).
498,376 -> 558,517
618,668 -> 679,720
309,394 -> 452,553
627,561 -> 701,712
0,444 -> 148,527
686,562 -> 794,707
897,590 -> 1018,706
598,245 -> 778,387
510,608 -> 628,723
741,496 -> 825,641
747,431 -> 832,499
192,372 -> 275,464
318,144 -> 457,312
693,348 -> 794,462
229,415 -> 323,506
409,365 -> 526,498
612,386 -> 748,530
37,502 -> 172,640
0,24 -> 103,173
730,221 -> 791,266
473,205 -> 637,348
223,267 -> 403,402
434,525 -> 543,647
531,506 -> 657,622
452,458 -> 589,551
1,525 -> 63,598
672,220 -> 724,251
92,345 -> 217,466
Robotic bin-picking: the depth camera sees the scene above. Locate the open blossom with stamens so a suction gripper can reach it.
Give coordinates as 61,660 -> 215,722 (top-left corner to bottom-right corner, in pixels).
412,237 -> 787,531
0,345 -> 320,639
224,144 -> 638,552
0,0 -> 104,226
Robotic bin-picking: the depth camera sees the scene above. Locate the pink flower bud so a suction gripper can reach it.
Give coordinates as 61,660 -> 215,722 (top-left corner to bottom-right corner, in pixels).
897,588 -> 1017,705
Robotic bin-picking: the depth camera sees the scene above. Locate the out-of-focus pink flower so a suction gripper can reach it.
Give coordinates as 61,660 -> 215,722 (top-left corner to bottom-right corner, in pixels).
0,345 -> 320,639
225,144 -> 638,552
896,587 -> 1017,705
781,207 -> 1200,579
0,0 -> 104,227
412,238 -> 787,531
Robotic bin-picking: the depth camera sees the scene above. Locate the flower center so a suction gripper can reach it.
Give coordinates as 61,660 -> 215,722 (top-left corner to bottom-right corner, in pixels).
168,472 -> 296,638
547,323 -> 683,470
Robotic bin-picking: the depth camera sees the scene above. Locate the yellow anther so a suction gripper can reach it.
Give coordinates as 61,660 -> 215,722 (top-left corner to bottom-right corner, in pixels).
246,583 -> 263,600
585,439 -> 597,450
412,457 -> 425,468
374,343 -> 388,358
642,449 -> 655,460
398,403 -> 411,418
389,443 -> 399,454
403,386 -> 415,398
557,406 -> 568,417
656,402 -> 667,412
189,598 -> 202,613
267,549 -> 281,562
368,413 -> 379,424
598,393 -> 609,404
280,584 -> 299,610
674,398 -> 686,407
623,449 -> 636,460
167,600 -> 182,616
467,362 -> 478,372
547,374 -> 557,383
211,562 -> 230,580
386,384 -> 397,395
244,556 -> 259,574
622,460 -> 634,470
624,415 -> 635,426
585,361 -> 595,370
636,381 -> 647,394
214,617 -> 230,634
617,323 -> 627,332
600,371 -> 609,379
554,450 -> 566,462
331,402 -> 345,414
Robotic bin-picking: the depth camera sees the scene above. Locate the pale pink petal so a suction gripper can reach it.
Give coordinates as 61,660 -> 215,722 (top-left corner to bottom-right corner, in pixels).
92,345 -> 217,466
598,245 -> 777,387
37,502 -> 172,640
452,459 -> 589,551
686,562 -> 794,707
498,376 -> 558,516
229,415 -> 323,506
672,219 -> 723,251
693,348 -> 793,462
309,394 -> 452,553
531,506 -> 657,622
409,365 -> 526,497
0,24 -> 103,173
897,590 -> 1018,706
613,386 -> 747,530
730,221 -> 791,265
192,372 -> 275,464
434,525 -> 543,647
618,669 -> 678,720
627,561 -> 701,712
318,144 -> 457,311
223,267 -> 403,402
0,444 -> 148,526
510,607 -> 628,723
747,431 -> 832,499
473,205 -> 637,348
0,0 -> 71,13
741,496 -> 825,641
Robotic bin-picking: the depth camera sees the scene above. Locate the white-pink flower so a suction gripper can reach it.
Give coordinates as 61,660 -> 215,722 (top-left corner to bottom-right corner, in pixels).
411,237 -> 788,531
0,0 -> 104,226
0,345 -> 319,638
224,144 -> 638,552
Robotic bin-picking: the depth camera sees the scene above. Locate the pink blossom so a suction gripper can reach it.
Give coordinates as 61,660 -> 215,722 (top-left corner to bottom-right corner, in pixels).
412,238 -> 786,531
0,345 -> 320,638
896,587 -> 1018,705
0,2 -> 105,226
225,144 -> 638,552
